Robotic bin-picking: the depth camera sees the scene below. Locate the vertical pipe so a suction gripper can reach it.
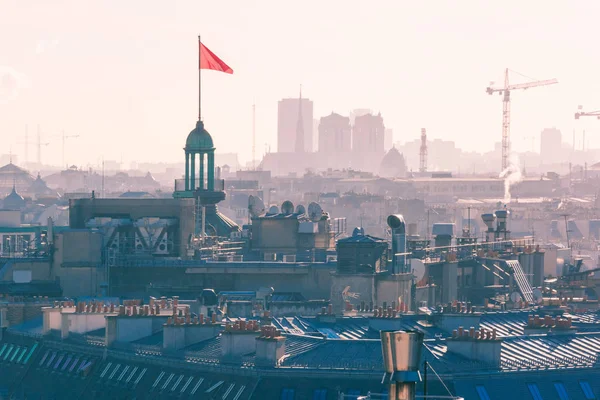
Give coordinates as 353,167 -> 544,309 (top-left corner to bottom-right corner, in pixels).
423,361 -> 428,397
202,206 -> 206,244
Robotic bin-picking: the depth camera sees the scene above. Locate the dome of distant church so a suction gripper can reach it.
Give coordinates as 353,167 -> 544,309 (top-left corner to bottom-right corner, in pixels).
4,186 -> 26,210
0,162 -> 34,192
186,121 -> 214,151
379,146 -> 407,178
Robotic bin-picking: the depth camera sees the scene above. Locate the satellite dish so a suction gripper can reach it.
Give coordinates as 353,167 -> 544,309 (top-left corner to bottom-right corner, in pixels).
268,205 -> 279,214
410,259 -> 426,282
281,200 -> 294,215
295,204 -> 306,215
248,195 -> 266,218
307,202 -> 323,222
532,288 -> 543,305
510,292 -> 522,303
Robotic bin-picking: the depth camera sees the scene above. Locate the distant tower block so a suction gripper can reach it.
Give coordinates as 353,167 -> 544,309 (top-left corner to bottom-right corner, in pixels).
419,128 -> 427,173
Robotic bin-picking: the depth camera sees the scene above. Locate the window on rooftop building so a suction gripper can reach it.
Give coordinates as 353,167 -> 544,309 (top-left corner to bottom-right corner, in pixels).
281,388 -> 295,400
527,383 -> 544,400
580,381 -> 596,400
554,382 -> 571,400
475,385 -> 491,400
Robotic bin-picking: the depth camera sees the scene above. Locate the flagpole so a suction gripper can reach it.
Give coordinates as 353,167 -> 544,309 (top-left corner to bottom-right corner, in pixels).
198,35 -> 202,121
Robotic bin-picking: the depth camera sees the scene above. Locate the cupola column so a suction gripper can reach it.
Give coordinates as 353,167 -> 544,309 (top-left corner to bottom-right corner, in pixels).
185,151 -> 190,191
190,152 -> 196,191
199,153 -> 205,190
207,151 -> 215,190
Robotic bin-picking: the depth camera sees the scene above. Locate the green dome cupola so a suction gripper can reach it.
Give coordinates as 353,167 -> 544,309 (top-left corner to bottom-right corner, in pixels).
184,120 -> 216,191
185,121 -> 214,151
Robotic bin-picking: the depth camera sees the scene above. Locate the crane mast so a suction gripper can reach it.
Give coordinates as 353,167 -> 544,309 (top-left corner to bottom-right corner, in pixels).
487,69 -> 558,171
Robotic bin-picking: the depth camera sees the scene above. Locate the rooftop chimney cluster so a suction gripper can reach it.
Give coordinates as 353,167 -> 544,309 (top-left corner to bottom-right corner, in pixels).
75,301 -> 116,314
166,312 -> 218,326
528,315 -> 572,329
52,300 -> 75,308
451,326 -> 498,341
319,304 -> 334,315
259,325 -> 282,339
439,301 -> 476,314
373,306 -> 398,319
357,301 -> 408,314
224,319 -> 260,332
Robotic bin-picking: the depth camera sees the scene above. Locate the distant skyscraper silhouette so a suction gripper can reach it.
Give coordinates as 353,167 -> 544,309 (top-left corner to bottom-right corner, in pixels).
277,94 -> 314,153
295,87 -> 305,153
540,127 -> 562,161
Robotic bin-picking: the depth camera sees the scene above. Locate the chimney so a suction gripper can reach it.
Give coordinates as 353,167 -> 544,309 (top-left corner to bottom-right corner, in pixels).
387,214 -> 407,273
446,327 -> 502,367
221,320 -> 261,362
432,223 -> 454,248
380,330 -> 424,399
163,314 -> 223,351
255,326 -> 286,367
481,213 -> 496,242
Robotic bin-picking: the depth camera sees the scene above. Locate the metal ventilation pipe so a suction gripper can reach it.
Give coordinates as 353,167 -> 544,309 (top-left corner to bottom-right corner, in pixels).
380,330 -> 424,400
481,213 -> 496,242
387,214 -> 406,274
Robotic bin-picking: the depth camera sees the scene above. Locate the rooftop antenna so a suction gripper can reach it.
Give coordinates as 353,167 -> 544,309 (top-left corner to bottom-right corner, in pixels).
419,128 -> 427,173
562,213 -> 572,258
101,157 -> 105,199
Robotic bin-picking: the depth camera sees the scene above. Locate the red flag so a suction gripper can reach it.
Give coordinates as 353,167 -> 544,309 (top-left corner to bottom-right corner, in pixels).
199,42 -> 233,74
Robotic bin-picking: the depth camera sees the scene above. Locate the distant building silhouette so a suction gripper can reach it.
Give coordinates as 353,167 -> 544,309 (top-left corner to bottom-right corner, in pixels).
540,127 -> 562,162
352,113 -> 385,172
277,96 -> 314,153
349,108 -> 372,125
318,112 -> 352,169
318,113 -> 351,153
384,128 -> 393,152
379,146 -> 407,178
295,88 -> 305,153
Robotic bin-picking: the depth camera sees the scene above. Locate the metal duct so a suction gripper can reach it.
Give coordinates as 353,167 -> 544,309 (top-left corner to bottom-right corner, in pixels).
387,214 -> 406,274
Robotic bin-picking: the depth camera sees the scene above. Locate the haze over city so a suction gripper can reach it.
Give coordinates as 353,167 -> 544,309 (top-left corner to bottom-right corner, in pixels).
3,0 -> 600,168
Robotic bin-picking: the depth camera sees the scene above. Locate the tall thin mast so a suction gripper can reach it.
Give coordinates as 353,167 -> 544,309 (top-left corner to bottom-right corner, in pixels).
252,103 -> 256,170
198,35 -> 202,121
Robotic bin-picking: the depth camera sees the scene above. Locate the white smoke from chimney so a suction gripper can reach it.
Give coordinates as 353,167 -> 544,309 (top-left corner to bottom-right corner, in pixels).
499,153 -> 523,204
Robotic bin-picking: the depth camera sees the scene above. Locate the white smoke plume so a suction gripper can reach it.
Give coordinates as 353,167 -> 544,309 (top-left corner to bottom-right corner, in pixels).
499,153 -> 523,204
0,66 -> 30,105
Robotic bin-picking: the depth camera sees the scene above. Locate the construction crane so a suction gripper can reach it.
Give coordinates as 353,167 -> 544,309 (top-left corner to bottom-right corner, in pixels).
575,105 -> 600,120
486,69 -> 558,171
61,130 -> 80,168
36,125 -> 50,166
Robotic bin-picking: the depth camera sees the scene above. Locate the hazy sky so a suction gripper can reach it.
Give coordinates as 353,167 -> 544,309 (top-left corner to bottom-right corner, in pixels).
2,0 -> 600,168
